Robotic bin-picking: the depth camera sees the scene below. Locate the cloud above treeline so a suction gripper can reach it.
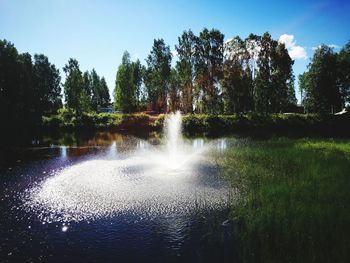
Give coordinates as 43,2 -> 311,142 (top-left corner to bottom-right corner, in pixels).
171,50 -> 178,57
278,34 -> 308,60
312,44 -> 340,50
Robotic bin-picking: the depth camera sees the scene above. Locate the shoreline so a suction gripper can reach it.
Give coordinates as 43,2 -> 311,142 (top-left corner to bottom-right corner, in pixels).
1,112 -> 350,147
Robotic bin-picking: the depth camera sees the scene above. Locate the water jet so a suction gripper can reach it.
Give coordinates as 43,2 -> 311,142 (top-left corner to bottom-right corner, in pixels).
23,112 -> 230,223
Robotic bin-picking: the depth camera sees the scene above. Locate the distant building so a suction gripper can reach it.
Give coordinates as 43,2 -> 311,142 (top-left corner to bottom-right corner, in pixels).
334,108 -> 348,115
98,107 -> 114,113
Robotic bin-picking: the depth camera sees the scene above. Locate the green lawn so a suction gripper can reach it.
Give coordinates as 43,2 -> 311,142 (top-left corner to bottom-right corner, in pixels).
220,138 -> 350,262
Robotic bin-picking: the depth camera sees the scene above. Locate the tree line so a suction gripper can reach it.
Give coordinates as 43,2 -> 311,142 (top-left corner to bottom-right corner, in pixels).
63,58 -> 110,115
115,29 -> 350,115
0,40 -> 62,133
0,40 -> 110,134
1,29 -> 349,134
115,29 -> 299,114
299,43 -> 350,114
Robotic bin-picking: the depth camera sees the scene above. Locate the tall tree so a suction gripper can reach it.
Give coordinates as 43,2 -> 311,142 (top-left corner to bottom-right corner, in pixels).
222,36 -> 253,113
175,30 -> 196,113
298,71 -> 308,107
337,40 -> 350,107
251,32 -> 296,114
0,40 -> 20,133
131,59 -> 143,111
90,69 -> 101,111
194,28 -> 224,114
254,32 -> 274,114
300,45 -> 341,113
82,71 -> 93,111
63,58 -> 85,116
115,51 -> 135,113
82,69 -> 110,111
0,39 -> 63,137
245,34 -> 261,82
168,68 -> 181,112
270,42 -> 296,112
144,39 -> 172,113
33,54 -> 62,115
17,52 -> 38,126
99,77 -> 110,107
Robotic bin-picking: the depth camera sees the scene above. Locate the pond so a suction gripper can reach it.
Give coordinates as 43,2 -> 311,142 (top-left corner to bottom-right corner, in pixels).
0,113 -> 237,262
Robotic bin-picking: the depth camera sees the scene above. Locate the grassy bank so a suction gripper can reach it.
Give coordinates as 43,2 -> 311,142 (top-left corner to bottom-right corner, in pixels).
220,138 -> 350,262
42,109 -> 161,131
42,110 -> 350,137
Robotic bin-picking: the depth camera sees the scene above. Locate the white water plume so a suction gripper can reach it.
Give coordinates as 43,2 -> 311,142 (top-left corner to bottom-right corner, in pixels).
23,112 -> 230,223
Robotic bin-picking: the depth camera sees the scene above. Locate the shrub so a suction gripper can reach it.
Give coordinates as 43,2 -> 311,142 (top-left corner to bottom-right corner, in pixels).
152,114 -> 166,129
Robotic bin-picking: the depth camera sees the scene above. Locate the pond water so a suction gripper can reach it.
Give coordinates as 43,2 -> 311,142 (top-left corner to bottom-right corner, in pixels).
0,113 -> 236,262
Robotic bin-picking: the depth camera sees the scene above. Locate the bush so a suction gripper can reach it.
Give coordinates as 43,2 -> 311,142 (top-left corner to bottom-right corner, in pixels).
41,110 -> 349,136
183,114 -> 207,133
152,114 -> 165,129
42,109 -> 124,130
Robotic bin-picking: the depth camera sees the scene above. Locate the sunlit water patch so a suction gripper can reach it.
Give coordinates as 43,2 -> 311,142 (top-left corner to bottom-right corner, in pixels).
21,112 -> 231,223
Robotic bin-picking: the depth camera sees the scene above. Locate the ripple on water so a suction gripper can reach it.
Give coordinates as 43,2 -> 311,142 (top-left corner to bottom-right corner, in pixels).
22,112 -> 231,223
22,147 -> 231,223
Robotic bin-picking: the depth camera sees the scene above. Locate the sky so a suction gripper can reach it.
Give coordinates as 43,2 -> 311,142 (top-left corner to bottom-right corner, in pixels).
1,0 -> 349,103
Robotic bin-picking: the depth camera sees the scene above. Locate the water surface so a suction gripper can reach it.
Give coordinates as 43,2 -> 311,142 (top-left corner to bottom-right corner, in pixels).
0,128 -> 235,262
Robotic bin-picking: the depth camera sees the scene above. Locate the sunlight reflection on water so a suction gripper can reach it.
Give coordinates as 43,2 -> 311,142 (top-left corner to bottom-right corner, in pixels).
22,113 -> 231,223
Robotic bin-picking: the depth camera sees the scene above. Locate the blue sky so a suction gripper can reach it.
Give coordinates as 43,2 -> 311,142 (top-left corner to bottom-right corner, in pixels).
1,0 -> 349,102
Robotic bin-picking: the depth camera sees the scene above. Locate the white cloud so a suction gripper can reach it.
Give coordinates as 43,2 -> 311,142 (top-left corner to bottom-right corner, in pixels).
278,34 -> 295,49
289,46 -> 308,60
328,44 -> 340,49
171,50 -> 178,57
312,44 -> 340,51
279,34 -> 307,60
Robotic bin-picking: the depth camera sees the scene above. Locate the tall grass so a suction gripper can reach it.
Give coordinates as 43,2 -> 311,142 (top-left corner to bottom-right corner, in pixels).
221,138 -> 350,262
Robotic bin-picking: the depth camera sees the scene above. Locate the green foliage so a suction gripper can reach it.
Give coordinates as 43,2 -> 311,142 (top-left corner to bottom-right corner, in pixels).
144,39 -> 172,113
122,113 -> 150,127
175,30 -> 196,113
63,58 -> 86,117
42,111 -> 348,136
33,54 -> 62,114
0,39 -> 62,135
221,138 -> 350,262
337,40 -> 350,106
168,68 -> 181,112
300,45 -> 342,114
132,59 -> 144,110
82,71 -> 93,111
63,62 -> 110,116
194,28 -> 224,114
43,109 -> 124,130
42,109 -> 159,131
99,77 -> 111,107
2,35 -> 350,139
222,36 -> 253,113
89,69 -> 111,111
151,114 -> 166,129
181,113 -> 326,135
115,51 -> 138,113
182,114 -> 207,133
253,32 -> 295,114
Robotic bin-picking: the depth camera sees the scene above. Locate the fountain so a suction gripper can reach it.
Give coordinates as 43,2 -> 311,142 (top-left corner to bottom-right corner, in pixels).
165,111 -> 183,156
23,112 -> 229,223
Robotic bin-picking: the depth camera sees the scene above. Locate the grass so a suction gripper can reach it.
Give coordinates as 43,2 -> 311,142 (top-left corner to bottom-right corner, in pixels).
219,138 -> 350,263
